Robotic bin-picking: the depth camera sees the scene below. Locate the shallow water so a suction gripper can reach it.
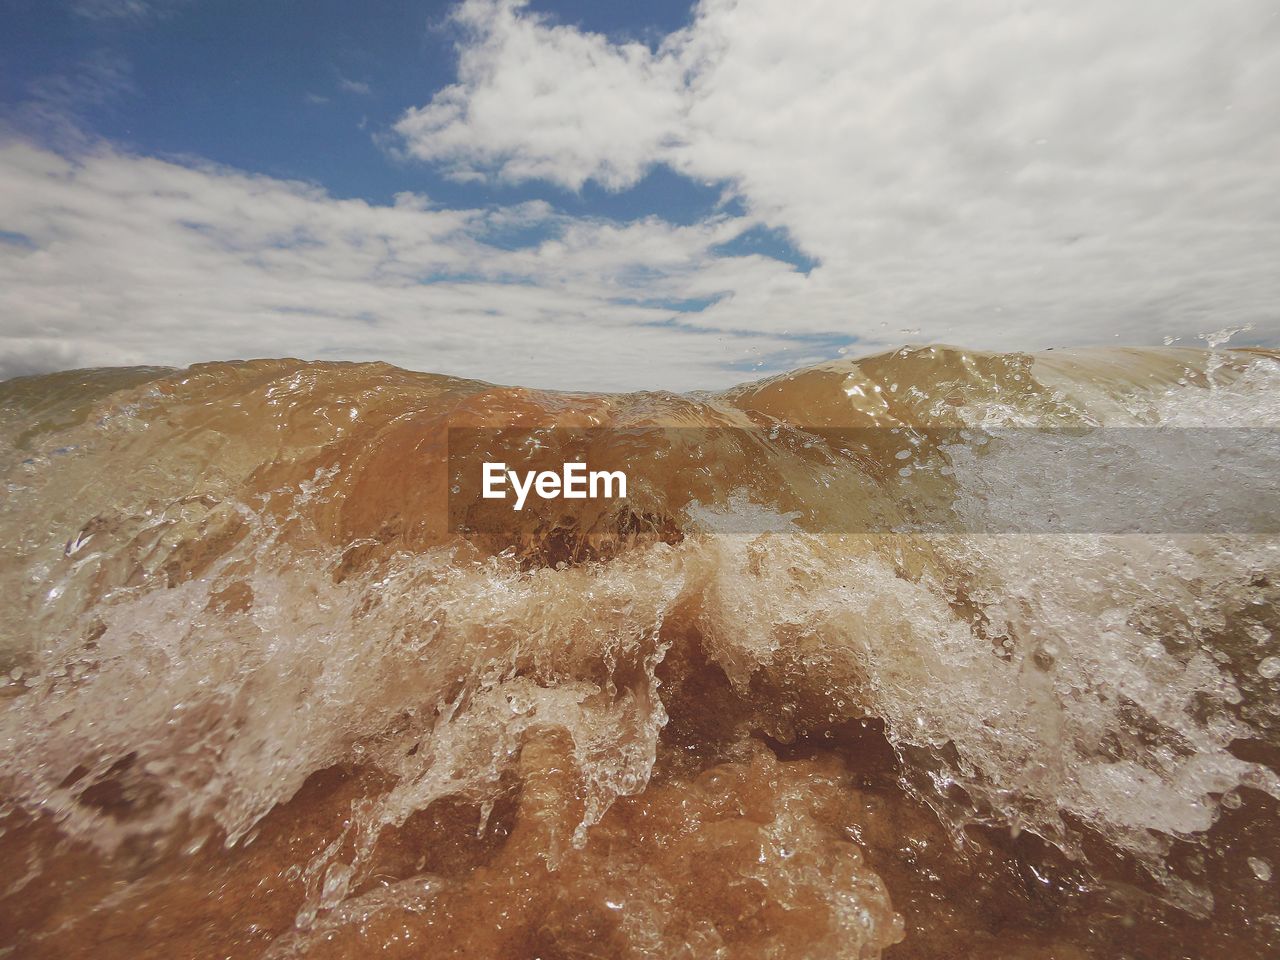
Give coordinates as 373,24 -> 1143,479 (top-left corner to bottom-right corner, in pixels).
1,346 -> 1278,958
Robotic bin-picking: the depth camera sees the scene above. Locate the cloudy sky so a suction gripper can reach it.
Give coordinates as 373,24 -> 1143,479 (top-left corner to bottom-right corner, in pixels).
1,0 -> 1277,389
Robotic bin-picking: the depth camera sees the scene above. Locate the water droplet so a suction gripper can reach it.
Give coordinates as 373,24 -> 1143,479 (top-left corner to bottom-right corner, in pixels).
320,862 -> 354,908
1248,856 -> 1272,882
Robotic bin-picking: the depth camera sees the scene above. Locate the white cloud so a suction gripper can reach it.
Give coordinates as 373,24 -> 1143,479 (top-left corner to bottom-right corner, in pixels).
339,77 -> 373,96
11,51 -> 136,148
0,139 -> 806,390
6,1 -> 1277,391
71,0 -> 186,22
395,0 -> 1280,352
396,0 -> 687,190
0,337 -> 110,382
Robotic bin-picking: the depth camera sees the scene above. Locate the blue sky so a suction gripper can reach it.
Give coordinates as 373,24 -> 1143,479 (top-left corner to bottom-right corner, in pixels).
1,1 -> 1277,388
4,1 -> 713,215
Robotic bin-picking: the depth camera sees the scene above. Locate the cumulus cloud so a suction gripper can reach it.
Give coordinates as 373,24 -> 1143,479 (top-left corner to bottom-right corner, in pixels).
396,0 -> 1280,351
396,0 -> 688,190
5,1 -> 1277,390
0,139 -> 808,389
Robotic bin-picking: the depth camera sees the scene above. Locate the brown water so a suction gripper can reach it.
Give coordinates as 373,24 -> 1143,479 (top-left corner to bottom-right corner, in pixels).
1,346 -> 1278,958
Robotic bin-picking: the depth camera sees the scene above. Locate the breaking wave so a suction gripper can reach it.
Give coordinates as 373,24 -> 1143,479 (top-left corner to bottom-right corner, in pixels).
2,344 -> 1278,958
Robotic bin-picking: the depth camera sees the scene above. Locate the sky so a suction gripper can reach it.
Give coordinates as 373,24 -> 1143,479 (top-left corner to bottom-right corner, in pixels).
1,0 -> 1277,390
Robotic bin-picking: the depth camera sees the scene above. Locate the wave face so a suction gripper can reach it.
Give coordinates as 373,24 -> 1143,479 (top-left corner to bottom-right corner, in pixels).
2,346 -> 1279,959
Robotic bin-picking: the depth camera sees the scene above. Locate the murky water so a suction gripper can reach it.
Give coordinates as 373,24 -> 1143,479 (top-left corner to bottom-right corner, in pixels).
2,346 -> 1278,958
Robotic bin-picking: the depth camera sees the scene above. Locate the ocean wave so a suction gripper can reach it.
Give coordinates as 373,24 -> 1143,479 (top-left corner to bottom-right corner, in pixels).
2,346 -> 1278,958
